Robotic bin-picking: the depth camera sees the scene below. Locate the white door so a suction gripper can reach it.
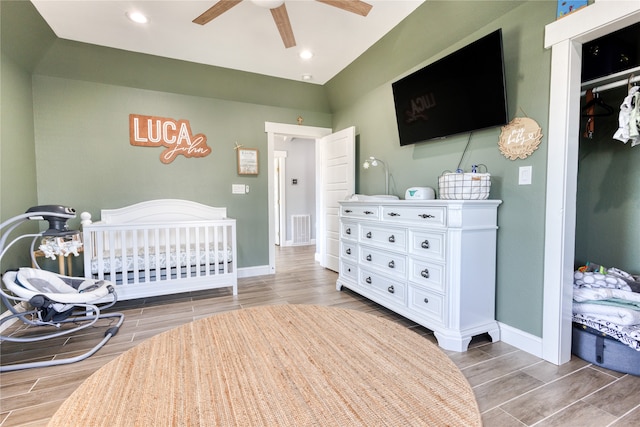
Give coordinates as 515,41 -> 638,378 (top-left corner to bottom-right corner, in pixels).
318,127 -> 355,271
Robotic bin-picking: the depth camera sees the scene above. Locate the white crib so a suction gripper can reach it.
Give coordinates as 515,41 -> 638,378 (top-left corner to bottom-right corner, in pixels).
82,199 -> 237,301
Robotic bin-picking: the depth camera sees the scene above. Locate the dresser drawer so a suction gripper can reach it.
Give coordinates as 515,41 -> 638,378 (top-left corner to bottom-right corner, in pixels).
341,204 -> 380,219
409,259 -> 445,293
359,224 -> 407,251
359,268 -> 406,306
340,260 -> 358,282
409,231 -> 445,261
341,241 -> 357,262
408,285 -> 446,326
359,246 -> 407,276
341,221 -> 357,240
381,205 -> 446,227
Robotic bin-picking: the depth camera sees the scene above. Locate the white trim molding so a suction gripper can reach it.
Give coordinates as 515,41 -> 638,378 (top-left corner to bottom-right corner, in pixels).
264,122 -> 332,275
499,322 -> 543,358
542,0 -> 640,365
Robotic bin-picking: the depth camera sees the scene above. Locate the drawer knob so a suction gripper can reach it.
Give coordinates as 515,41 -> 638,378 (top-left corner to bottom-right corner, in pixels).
346,248 -> 351,255
346,228 -> 351,235
388,285 -> 395,294
421,268 -> 430,279
345,209 -> 352,213
366,254 -> 372,261
366,231 -> 372,239
365,277 -> 372,284
421,240 -> 430,249
388,260 -> 395,269
418,213 -> 435,219
387,212 -> 400,217
388,235 -> 395,243
424,297 -> 429,304
364,210 -> 374,215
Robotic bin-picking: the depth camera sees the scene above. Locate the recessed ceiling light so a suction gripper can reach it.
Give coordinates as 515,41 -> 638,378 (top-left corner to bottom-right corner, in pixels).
127,11 -> 148,24
299,50 -> 313,60
302,74 -> 313,81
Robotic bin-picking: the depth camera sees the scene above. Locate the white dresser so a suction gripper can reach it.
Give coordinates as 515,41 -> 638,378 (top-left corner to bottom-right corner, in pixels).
336,199 -> 502,351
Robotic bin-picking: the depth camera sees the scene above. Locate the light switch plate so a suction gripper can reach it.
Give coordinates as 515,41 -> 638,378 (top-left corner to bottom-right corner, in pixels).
519,166 -> 532,185
232,184 -> 245,194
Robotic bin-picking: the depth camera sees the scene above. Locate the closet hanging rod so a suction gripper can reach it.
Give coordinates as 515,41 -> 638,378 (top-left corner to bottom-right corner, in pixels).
580,65 -> 640,95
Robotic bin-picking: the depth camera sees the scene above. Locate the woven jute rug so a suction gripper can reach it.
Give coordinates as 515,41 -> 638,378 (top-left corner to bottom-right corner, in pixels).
48,305 -> 481,426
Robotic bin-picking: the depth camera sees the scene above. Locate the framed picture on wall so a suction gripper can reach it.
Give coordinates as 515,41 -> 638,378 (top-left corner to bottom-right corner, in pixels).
237,148 -> 259,175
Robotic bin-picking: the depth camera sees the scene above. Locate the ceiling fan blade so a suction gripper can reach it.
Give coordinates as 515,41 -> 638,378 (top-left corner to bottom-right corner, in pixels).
270,4 -> 296,48
315,0 -> 372,17
193,0 -> 243,25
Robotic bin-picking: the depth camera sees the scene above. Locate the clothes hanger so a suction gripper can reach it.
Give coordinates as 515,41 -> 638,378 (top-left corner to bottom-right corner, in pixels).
581,90 -> 614,117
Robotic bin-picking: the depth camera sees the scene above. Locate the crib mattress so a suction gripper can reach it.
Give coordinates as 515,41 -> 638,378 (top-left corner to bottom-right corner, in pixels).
91,245 -> 232,275
572,323 -> 640,376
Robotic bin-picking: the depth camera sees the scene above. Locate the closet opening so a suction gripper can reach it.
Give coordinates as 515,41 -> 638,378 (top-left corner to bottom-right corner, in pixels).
576,21 -> 639,273
572,21 -> 640,371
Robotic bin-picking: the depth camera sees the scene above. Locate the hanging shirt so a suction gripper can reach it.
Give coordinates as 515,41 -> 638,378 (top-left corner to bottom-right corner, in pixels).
613,86 -> 640,147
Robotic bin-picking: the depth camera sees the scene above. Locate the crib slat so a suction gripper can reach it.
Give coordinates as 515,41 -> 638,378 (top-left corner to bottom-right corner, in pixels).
204,226 -> 211,275
222,225 -> 229,274
176,226 -> 182,278
194,226 -> 201,278
95,232 -> 105,280
166,226 -> 172,280
151,227 -> 159,282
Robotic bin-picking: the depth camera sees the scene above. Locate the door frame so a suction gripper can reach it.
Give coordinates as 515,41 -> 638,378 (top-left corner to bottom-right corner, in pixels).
542,1 -> 640,364
265,122 -> 332,274
274,150 -> 287,246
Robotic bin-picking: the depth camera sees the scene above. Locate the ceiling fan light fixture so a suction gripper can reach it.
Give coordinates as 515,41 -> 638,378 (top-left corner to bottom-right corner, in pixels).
250,0 -> 285,9
126,11 -> 148,24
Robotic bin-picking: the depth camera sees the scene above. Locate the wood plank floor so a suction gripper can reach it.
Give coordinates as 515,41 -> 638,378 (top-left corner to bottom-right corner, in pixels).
1,245 -> 639,426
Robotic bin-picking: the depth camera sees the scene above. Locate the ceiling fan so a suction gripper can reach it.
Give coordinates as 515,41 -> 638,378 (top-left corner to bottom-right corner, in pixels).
193,0 -> 373,48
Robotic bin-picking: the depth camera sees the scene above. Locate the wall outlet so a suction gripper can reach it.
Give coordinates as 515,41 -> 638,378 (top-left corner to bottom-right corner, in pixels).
519,166 -> 532,185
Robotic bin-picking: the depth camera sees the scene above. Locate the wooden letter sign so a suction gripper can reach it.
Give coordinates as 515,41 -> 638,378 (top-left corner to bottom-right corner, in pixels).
129,114 -> 211,164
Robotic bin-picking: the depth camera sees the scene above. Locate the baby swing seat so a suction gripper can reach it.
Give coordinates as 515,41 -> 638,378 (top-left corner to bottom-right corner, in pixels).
1,268 -> 124,372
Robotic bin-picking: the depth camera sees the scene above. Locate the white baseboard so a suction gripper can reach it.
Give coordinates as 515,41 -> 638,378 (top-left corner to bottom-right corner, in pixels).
282,239 -> 316,247
498,322 -> 543,358
237,265 -> 271,278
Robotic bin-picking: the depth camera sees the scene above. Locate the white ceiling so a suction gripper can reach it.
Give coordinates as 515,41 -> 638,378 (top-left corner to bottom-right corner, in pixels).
31,0 -> 424,85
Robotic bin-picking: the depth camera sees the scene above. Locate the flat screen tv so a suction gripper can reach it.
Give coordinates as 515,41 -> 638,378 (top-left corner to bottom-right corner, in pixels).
392,29 -> 508,146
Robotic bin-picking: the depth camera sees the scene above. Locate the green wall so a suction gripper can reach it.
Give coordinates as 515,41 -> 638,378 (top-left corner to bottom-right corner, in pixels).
31,75 -> 331,268
327,1 -> 556,337
0,52 -> 39,312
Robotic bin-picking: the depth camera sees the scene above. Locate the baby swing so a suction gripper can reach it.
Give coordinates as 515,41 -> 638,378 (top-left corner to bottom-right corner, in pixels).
0,205 -> 124,372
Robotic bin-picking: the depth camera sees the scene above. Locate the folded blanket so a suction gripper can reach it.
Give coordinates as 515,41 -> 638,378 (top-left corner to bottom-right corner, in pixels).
573,302 -> 640,326
573,287 -> 640,307
574,266 -> 640,293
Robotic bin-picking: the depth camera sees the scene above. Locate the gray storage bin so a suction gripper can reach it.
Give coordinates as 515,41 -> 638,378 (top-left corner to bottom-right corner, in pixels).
572,323 -> 640,376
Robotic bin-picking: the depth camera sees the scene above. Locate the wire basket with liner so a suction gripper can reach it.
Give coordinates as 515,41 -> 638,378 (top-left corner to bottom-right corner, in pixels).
438,164 -> 491,200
